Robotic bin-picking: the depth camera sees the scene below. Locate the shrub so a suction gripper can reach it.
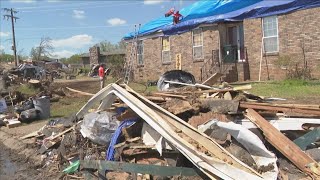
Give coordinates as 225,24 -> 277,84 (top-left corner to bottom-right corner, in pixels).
275,55 -> 311,80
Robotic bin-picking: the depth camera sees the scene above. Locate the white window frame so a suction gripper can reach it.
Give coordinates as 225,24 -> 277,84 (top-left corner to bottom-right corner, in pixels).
161,36 -> 171,63
192,28 -> 204,60
262,16 -> 279,53
137,40 -> 144,65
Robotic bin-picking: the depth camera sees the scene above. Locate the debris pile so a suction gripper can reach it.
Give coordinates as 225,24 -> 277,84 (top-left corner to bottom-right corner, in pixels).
14,76 -> 320,180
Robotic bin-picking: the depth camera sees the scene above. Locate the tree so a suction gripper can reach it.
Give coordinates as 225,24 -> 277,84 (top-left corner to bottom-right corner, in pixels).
0,53 -> 14,62
97,40 -> 126,52
61,54 -> 82,64
96,40 -> 127,78
30,37 -> 53,61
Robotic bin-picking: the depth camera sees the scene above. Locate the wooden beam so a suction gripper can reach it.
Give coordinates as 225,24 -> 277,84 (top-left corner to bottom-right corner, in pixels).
80,160 -> 199,177
66,87 -> 95,96
246,109 -> 320,177
240,102 -> 320,116
201,73 -> 223,86
240,102 -> 320,110
152,92 -> 187,99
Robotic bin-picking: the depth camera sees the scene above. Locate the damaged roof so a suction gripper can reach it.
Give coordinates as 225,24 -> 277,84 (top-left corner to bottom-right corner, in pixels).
124,0 -> 320,39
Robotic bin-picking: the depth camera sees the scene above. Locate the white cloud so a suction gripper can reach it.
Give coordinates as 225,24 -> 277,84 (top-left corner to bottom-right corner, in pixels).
0,32 -> 10,37
107,18 -> 126,26
50,50 -> 75,58
72,10 -> 85,19
0,45 -> 4,50
144,0 -> 164,5
10,0 -> 36,3
51,34 -> 93,48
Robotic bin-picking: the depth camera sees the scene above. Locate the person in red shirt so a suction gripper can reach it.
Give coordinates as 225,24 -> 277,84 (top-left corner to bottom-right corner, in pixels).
98,64 -> 105,89
173,11 -> 182,25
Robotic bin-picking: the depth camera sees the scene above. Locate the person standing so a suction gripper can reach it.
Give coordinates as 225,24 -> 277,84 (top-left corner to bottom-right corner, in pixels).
98,64 -> 105,89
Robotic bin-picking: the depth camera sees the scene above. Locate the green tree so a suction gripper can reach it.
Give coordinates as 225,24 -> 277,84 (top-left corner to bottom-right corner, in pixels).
97,40 -> 126,52
0,53 -> 14,62
61,54 -> 82,64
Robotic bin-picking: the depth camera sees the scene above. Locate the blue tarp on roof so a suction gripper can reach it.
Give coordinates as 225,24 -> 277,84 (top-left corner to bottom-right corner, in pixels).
124,0 -> 320,39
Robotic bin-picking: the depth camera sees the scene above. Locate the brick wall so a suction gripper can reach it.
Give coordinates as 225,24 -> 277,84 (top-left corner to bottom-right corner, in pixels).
244,7 -> 320,81
126,26 -> 220,82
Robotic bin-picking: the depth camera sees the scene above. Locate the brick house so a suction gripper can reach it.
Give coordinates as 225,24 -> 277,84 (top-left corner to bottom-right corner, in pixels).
80,46 -> 125,66
124,0 -> 320,82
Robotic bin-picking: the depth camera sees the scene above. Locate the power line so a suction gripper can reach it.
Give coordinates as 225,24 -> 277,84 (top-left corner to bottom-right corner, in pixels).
2,8 -> 19,66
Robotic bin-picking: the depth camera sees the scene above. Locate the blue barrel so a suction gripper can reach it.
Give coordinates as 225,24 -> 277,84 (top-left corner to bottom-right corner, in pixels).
33,96 -> 50,119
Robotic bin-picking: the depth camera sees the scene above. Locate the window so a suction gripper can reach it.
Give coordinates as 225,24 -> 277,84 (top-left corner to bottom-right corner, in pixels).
192,28 -> 203,59
263,16 -> 279,53
162,37 -> 171,63
137,40 -> 144,65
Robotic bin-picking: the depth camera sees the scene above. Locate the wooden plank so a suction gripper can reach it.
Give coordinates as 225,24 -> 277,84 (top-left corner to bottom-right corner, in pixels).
66,87 -> 95,96
80,160 -> 199,177
241,102 -> 320,110
201,73 -> 223,86
232,84 -> 252,91
152,92 -> 187,99
4,119 -> 21,128
246,109 -> 320,177
144,96 -> 166,102
240,102 -> 320,116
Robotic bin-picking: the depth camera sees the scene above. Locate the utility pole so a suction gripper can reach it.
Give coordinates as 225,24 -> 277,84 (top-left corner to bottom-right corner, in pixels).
3,8 -> 19,67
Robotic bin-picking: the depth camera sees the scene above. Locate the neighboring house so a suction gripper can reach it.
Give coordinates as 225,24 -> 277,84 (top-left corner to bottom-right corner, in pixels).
124,0 -> 320,82
80,46 -> 125,66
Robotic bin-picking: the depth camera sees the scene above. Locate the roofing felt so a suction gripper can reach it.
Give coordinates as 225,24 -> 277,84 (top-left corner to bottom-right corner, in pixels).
124,0 -> 320,39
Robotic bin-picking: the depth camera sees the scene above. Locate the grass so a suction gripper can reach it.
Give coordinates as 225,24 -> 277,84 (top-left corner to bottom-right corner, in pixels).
16,84 -> 40,95
248,79 -> 320,99
50,96 -> 91,118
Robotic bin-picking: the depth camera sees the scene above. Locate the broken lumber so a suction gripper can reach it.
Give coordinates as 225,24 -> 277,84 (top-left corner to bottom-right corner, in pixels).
164,80 -> 214,89
4,118 -> 21,128
201,73 -> 223,86
246,109 -> 320,177
66,87 -> 95,96
76,83 -> 262,179
80,160 -> 198,177
152,92 -> 187,99
241,102 -> 320,110
49,126 -> 75,141
240,102 -> 320,116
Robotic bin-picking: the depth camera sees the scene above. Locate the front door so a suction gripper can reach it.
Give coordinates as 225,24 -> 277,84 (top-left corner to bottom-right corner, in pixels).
224,24 -> 245,62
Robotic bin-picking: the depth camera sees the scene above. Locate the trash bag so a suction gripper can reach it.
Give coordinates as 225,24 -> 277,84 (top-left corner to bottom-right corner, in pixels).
157,70 -> 195,91
14,99 -> 34,114
80,111 -> 119,145
20,108 -> 39,123
0,98 -> 8,113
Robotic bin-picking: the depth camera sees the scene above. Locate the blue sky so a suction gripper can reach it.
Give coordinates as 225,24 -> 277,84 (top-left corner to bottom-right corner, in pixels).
0,0 -> 196,58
